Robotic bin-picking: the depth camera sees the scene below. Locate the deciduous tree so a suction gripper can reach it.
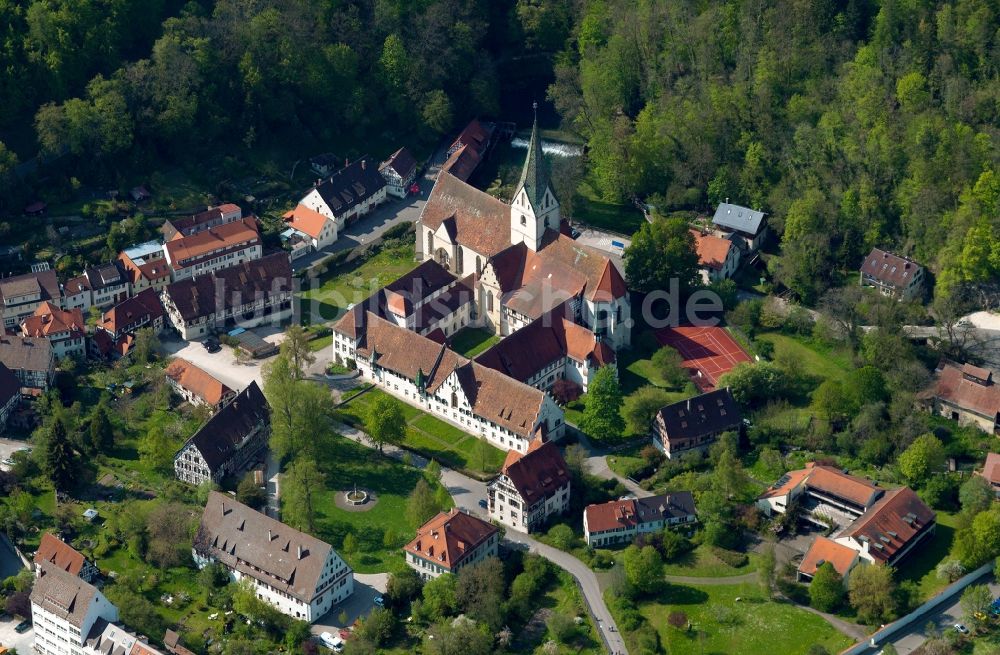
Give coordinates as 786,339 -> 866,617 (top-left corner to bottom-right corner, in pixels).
898,433 -> 946,485
809,562 -> 844,612
623,217 -> 700,294
282,457 -> 326,533
280,325 -> 316,379
365,394 -> 407,453
580,366 -> 625,440
848,563 -> 897,624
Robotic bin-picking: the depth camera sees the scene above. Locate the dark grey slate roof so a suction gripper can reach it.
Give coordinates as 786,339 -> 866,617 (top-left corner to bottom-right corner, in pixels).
636,491 -> 697,522
162,253 -> 292,322
182,381 -> 269,472
712,202 -> 766,235
315,156 -> 386,216
656,388 -> 741,441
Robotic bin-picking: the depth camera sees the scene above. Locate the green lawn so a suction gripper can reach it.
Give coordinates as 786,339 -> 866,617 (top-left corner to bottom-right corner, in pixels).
898,510 -> 959,601
298,243 -> 416,322
335,388 -> 506,478
308,333 -> 333,351
449,327 -> 500,358
662,544 -> 759,578
311,433 -> 453,574
573,174 -> 646,236
755,332 -> 852,383
607,447 -> 647,479
635,583 -> 853,655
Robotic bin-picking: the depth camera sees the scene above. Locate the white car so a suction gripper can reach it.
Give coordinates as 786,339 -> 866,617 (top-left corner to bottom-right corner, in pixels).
319,631 -> 344,652
954,623 -> 970,635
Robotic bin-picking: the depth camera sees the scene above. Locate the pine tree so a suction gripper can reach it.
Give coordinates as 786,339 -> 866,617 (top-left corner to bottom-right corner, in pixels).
46,414 -> 79,492
89,399 -> 115,454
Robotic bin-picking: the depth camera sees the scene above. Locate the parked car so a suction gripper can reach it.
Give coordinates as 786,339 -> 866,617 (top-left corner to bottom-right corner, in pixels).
319,631 -> 344,652
954,623 -> 969,634
478,499 -> 488,509
373,596 -> 384,608
203,337 -> 221,353
1,458 -> 13,466
15,620 -> 32,633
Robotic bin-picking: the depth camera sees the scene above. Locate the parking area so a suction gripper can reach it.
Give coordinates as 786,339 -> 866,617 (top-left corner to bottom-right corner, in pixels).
310,573 -> 388,638
574,227 -> 630,267
0,437 -> 31,471
159,327 -> 287,390
0,612 -> 34,654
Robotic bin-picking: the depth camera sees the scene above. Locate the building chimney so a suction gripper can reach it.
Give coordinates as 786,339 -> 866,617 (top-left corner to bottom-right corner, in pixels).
268,529 -> 273,541
297,545 -> 304,560
725,197 -> 729,204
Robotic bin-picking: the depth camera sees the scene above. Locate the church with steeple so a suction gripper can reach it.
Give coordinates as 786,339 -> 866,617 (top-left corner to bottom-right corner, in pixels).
417,105 -> 631,350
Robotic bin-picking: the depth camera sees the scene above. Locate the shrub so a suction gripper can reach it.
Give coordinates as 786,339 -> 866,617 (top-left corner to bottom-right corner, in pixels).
667,611 -> 688,629
547,524 -> 578,551
711,546 -> 749,568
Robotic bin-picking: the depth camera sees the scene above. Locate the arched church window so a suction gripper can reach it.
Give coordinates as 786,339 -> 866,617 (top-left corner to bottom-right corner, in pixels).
476,256 -> 482,275
456,247 -> 464,274
435,248 -> 450,270
486,290 -> 494,312
451,391 -> 458,408
426,231 -> 434,256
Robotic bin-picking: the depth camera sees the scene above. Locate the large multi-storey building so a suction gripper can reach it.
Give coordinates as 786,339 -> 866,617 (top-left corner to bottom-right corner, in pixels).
488,435 -> 571,533
0,335 -> 54,391
403,508 -> 499,580
63,262 -> 130,311
193,492 -> 354,622
0,269 -> 62,329
583,492 -> 697,548
20,302 -> 86,360
30,564 -> 119,655
163,216 -> 263,281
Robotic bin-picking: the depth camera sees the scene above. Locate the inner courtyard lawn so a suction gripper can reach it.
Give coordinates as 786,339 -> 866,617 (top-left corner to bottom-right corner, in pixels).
449,327 -> 500,358
635,583 -> 853,655
298,243 -> 416,322
335,387 -> 506,477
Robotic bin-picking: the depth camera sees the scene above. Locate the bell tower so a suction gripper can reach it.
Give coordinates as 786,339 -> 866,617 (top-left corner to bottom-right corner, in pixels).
510,102 -> 559,251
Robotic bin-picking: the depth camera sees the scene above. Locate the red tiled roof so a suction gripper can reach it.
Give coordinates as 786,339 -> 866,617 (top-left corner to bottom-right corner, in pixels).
165,358 -> 234,406
759,466 -> 812,499
843,487 -> 935,563
806,465 -> 881,508
451,119 -> 491,155
283,204 -> 331,239
20,302 -> 84,338
420,172 -> 512,258
798,536 -> 858,578
501,439 -> 570,505
860,248 -> 923,288
403,508 -> 498,571
691,230 -> 733,271
99,288 -> 164,335
934,361 -> 1000,419
164,216 -> 260,269
585,499 -> 638,533
441,144 -> 482,182
381,147 -> 418,179
589,260 -> 629,302
33,533 -> 87,577
982,453 -> 1000,485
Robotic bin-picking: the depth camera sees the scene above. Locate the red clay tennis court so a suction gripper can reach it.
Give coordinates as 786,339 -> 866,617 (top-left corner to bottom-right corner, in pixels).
654,325 -> 752,391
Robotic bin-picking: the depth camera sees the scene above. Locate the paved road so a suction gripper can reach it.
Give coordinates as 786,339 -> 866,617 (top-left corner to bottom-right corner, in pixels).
310,572 -> 388,636
330,418 -> 629,654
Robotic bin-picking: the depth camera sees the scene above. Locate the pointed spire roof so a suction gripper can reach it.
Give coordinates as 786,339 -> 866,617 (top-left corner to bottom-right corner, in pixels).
516,102 -> 550,211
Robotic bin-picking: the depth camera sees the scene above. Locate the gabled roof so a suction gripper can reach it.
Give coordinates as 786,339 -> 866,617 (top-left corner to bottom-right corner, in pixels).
165,203 -> 242,235
85,262 -> 129,291
981,453 -> 1000,485
441,144 -> 482,182
30,563 -> 102,629
860,248 -> 924,288
195,491 -> 342,603
282,204 -> 331,239
180,382 -> 268,472
500,439 -> 570,505
933,361 -> 1000,420
759,466 -> 812,500
33,533 -> 88,577
843,486 -> 935,563
805,465 -> 882,508
165,358 -> 234,407
798,536 -> 858,578
589,260 -> 628,302
403,508 -> 498,571
21,302 -> 84,338
712,202 -> 766,235
420,171 -> 512,257
475,304 -> 614,382
162,253 -> 292,322
0,269 -> 60,305
313,156 -> 387,217
0,336 -> 52,375
585,492 -> 696,534
380,147 -> 417,180
98,288 -> 165,335
450,119 -> 491,155
655,388 -> 742,442
513,106 -> 551,211
117,251 -> 170,285
164,217 -> 261,270
691,230 -> 734,271
86,618 -> 166,655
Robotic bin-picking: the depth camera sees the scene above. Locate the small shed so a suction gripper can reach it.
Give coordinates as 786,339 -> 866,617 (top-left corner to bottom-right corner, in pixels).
130,186 -> 152,202
82,508 -> 99,522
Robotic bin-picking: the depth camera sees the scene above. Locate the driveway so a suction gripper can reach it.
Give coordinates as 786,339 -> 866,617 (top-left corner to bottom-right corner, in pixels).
0,437 -> 31,472
0,611 -> 34,654
159,327 -> 285,391
292,141 -> 451,273
574,227 -> 628,271
311,572 -> 388,635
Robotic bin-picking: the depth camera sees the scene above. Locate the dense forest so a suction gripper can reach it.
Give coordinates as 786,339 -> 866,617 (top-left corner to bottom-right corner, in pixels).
549,0 -> 1000,304
1,0 -> 998,307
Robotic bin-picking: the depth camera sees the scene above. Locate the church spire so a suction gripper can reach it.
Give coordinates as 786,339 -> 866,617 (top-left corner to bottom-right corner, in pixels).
516,102 -> 549,211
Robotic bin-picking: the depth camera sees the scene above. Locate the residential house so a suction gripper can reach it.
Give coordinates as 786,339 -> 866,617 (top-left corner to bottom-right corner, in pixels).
925,361 -> 1000,434
583,492 -> 697,548
91,288 -> 166,360
796,536 -> 859,584
447,119 -> 492,158
711,200 -> 768,252
757,462 -> 882,522
340,311 -> 565,452
977,452 -> 1000,498
0,336 -> 54,392
488,435 -> 571,533
163,630 -> 197,655
440,144 -> 482,182
0,363 -> 20,433
173,381 -> 269,485
652,389 -> 741,459
832,487 -> 936,567
160,253 -> 294,340
117,241 -> 171,294
309,153 -> 340,178
474,304 -> 616,395
0,269 -> 61,329
165,358 -> 236,411
20,302 -> 86,359
403,508 -> 500,580
162,203 -> 244,240
64,262 -> 130,312
859,248 -> 925,301
380,147 -> 418,198
193,491 -> 354,622
298,157 -> 387,231
84,620 -> 166,655
418,108 -> 631,350
30,563 -> 119,655
33,533 -> 99,583
281,204 -> 338,257
163,216 -> 263,282
691,229 -> 740,283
